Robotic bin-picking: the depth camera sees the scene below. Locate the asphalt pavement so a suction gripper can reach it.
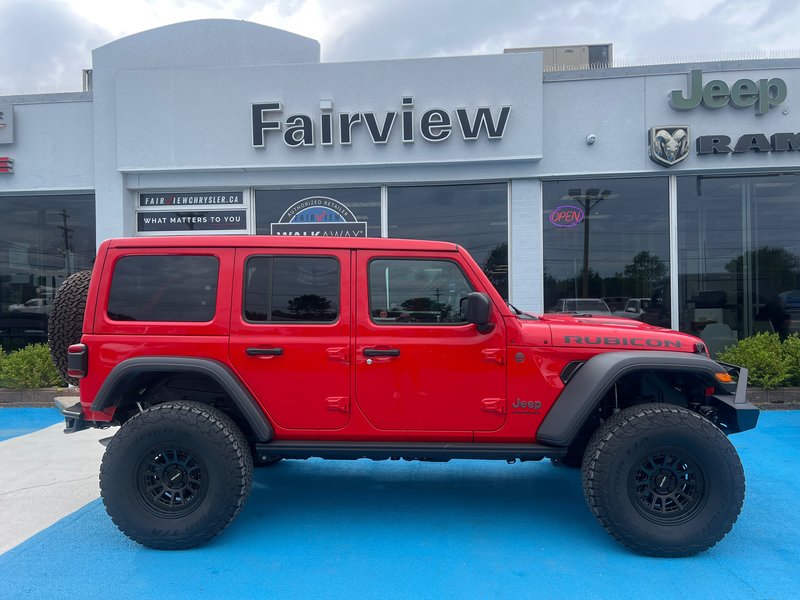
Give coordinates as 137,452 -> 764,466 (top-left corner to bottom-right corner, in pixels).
0,408 -> 798,599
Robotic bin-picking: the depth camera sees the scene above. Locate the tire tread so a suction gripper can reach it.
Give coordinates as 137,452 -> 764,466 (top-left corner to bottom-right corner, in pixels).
99,400 -> 253,550
581,403 -> 745,557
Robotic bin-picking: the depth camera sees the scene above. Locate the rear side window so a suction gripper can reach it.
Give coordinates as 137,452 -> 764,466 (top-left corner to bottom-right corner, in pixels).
107,255 -> 219,322
244,256 -> 339,323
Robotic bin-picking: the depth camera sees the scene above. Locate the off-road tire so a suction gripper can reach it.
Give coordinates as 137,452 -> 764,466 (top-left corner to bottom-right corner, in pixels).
48,270 -> 92,386
581,403 -> 745,557
99,400 -> 254,550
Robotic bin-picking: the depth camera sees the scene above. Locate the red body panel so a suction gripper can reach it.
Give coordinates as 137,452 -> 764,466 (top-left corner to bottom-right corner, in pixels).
77,235 -> 706,443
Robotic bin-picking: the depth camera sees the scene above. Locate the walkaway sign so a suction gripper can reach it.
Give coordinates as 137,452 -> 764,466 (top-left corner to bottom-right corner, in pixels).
271,197 -> 367,237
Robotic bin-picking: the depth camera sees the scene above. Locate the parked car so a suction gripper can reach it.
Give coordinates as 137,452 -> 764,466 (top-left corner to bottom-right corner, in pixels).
8,297 -> 51,314
614,297 -> 651,320
552,297 -> 612,316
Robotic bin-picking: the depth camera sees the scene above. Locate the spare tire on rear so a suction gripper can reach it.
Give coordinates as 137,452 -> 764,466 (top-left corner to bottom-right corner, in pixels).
48,270 -> 92,386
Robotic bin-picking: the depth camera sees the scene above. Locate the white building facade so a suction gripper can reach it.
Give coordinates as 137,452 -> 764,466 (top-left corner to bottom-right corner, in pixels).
1,20 -> 799,351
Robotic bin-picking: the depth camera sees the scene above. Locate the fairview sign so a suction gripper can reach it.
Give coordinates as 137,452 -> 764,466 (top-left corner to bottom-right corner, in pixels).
252,97 -> 511,148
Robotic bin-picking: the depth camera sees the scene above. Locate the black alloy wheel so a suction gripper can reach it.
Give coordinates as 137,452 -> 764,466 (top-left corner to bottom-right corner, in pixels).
136,444 -> 209,518
627,449 -> 706,525
581,403 -> 745,557
100,400 -> 253,549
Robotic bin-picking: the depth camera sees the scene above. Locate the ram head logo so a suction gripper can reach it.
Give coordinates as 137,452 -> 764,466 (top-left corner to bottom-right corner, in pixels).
649,126 -> 690,167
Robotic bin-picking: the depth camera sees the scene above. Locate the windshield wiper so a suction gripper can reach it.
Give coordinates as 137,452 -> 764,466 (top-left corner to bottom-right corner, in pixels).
508,302 -> 538,320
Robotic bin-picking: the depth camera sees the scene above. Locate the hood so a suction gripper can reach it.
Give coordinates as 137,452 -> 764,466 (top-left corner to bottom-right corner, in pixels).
528,314 -> 702,353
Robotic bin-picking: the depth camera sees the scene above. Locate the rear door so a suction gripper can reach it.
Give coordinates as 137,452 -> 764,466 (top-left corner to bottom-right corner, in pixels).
354,251 -> 507,435
229,248 -> 351,430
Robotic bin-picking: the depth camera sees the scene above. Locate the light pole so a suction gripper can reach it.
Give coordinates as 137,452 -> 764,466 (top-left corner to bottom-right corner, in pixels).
568,188 -> 611,297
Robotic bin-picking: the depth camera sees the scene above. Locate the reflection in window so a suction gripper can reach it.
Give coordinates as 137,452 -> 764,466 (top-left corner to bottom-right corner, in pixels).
245,256 -> 339,323
369,259 -> 473,325
0,194 -> 95,351
543,179 -> 670,327
387,183 -> 508,300
108,255 -> 219,322
678,174 -> 800,348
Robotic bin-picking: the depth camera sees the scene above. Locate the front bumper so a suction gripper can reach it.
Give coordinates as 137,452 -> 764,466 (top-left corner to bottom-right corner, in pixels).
711,365 -> 759,434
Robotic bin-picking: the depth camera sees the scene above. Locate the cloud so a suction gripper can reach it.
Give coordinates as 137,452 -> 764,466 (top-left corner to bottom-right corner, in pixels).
2,0 -> 799,93
315,0 -> 800,63
0,0 -> 112,93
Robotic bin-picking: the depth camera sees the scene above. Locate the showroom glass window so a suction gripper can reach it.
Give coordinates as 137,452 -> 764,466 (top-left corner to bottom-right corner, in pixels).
255,188 -> 381,238
542,179 -> 670,326
0,194 -> 95,351
387,183 -> 508,299
678,174 -> 800,353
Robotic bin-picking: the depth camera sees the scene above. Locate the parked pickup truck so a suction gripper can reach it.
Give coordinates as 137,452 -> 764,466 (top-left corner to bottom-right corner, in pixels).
49,236 -> 758,557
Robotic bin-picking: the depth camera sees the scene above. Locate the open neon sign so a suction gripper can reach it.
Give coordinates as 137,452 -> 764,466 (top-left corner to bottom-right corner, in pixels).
549,205 -> 584,228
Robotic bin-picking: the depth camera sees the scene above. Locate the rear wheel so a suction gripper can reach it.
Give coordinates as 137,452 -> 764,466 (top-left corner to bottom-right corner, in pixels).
99,400 -> 253,549
581,403 -> 745,557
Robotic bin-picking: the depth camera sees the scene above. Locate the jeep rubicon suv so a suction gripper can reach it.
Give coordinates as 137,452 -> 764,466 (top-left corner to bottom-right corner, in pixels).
50,236 -> 758,557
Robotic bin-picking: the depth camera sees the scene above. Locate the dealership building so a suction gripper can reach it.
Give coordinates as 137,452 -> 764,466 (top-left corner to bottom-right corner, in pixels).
1,19 -> 799,354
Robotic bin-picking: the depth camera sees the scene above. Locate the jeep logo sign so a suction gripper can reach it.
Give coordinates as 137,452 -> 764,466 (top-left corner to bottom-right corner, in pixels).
669,70 -> 787,115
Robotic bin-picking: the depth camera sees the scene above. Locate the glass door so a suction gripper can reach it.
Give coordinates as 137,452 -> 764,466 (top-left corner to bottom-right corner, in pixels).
678,174 -> 800,352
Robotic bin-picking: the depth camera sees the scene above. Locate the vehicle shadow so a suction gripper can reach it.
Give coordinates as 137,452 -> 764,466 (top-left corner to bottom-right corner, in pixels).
226,457 -> 614,551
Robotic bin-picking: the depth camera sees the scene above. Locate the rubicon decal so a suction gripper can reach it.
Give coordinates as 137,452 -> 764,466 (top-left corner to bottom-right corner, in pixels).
252,97 -> 511,148
0,156 -> 14,174
563,335 -> 682,348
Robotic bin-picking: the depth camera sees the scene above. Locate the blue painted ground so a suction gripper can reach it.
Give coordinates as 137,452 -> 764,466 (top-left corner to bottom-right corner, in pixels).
0,411 -> 798,599
0,407 -> 62,441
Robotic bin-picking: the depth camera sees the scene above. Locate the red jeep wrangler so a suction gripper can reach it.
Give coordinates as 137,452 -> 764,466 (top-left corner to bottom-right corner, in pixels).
49,236 -> 758,556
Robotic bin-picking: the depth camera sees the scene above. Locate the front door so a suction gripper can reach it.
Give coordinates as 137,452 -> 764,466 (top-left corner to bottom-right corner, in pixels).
354,251 -> 507,434
229,249 -> 351,430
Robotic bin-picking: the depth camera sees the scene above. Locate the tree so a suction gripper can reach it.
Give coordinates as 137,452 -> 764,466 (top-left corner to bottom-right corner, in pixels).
725,246 -> 800,290
482,242 -> 508,299
286,294 -> 332,319
622,251 -> 667,297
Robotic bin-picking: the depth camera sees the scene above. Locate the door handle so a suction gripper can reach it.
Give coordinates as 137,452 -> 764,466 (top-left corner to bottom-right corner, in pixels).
363,348 -> 400,357
246,347 -> 284,356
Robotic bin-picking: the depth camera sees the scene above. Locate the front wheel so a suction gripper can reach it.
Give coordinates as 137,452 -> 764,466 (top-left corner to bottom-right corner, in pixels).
581,403 -> 745,557
99,401 -> 253,549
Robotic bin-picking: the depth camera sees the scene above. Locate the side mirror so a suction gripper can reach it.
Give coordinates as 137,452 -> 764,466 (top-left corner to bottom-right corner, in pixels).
465,292 -> 495,333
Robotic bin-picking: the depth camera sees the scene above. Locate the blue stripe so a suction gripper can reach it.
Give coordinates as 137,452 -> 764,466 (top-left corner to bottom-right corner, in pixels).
0,407 -> 62,441
1,411 -> 798,599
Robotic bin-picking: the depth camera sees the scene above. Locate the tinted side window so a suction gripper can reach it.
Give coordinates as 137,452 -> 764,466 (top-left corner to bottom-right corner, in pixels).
369,259 -> 473,325
245,256 -> 339,323
107,255 -> 219,322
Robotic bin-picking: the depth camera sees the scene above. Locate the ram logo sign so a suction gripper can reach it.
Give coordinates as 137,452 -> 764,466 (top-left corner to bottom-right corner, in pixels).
649,126 -> 690,167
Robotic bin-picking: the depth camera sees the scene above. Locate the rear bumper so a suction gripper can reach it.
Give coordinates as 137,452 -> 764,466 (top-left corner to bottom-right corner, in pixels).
54,397 -> 87,434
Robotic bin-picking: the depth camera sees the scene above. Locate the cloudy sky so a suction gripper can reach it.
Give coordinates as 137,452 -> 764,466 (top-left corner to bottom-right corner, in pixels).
1,0 -> 799,93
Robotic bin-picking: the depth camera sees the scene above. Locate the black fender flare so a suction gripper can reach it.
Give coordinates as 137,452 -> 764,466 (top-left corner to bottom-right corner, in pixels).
536,351 -> 736,447
90,357 -> 274,442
